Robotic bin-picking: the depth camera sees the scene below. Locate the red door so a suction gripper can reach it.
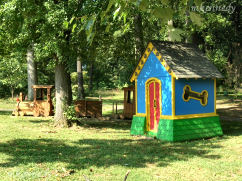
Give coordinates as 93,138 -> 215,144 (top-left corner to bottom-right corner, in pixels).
147,80 -> 161,132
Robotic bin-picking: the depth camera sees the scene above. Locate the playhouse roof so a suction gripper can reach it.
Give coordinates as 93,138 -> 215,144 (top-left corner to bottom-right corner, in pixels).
32,85 -> 54,89
130,41 -> 223,82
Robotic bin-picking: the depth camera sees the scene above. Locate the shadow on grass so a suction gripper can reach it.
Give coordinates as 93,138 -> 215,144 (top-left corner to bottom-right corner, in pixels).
78,119 -> 131,131
0,137 -> 222,170
0,111 -> 12,116
0,110 -> 240,171
0,120 -> 240,171
28,120 -> 51,124
220,120 -> 242,136
217,105 -> 242,120
217,95 -> 242,102
102,99 -> 123,105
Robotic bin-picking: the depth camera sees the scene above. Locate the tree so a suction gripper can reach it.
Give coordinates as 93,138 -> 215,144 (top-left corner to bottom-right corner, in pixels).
54,61 -> 70,127
0,54 -> 27,99
134,12 -> 145,61
77,57 -> 85,99
33,0 -> 108,126
27,44 -> 37,101
1,0 -> 240,126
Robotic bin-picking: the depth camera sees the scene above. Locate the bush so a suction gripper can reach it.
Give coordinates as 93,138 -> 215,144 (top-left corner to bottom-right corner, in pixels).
64,104 -> 77,121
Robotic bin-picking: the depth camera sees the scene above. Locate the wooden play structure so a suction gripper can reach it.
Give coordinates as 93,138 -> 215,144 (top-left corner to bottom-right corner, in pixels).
32,85 -> 54,117
13,84 -> 103,118
12,85 -> 54,117
12,92 -> 34,116
75,100 -> 102,118
130,41 -> 223,141
122,86 -> 135,119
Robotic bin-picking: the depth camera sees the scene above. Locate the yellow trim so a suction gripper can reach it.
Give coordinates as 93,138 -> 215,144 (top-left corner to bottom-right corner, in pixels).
135,113 -> 146,117
134,113 -> 217,120
130,42 -> 178,82
145,78 -> 162,132
135,80 -> 137,114
172,77 -> 175,117
214,78 -> 216,114
182,85 -> 208,106
182,85 -> 191,102
153,48 -> 158,55
200,90 -> 208,106
160,113 -> 218,120
130,42 -> 153,82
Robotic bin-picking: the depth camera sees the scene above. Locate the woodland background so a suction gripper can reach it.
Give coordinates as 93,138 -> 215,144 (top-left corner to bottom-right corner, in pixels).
0,0 -> 241,125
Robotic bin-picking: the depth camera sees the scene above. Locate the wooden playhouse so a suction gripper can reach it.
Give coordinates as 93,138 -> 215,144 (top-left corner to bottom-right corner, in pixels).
12,85 -> 54,117
130,41 -> 223,141
122,86 -> 135,119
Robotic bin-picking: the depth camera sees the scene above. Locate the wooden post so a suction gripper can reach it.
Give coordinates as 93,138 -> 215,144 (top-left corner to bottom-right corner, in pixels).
33,88 -> 36,102
85,100 -> 87,117
116,102 -> 118,114
47,88 -> 51,102
123,89 -> 126,115
40,88 -> 44,100
19,92 -> 23,102
112,102 -> 114,117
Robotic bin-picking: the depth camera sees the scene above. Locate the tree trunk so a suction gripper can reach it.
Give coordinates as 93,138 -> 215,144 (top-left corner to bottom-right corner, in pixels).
232,2 -> 241,89
77,57 -> 85,99
226,2 -> 241,89
88,61 -> 94,91
231,43 -> 242,89
11,87 -> 14,100
185,11 -> 192,43
27,44 -> 37,101
54,62 -> 69,127
167,20 -> 173,41
66,72 -> 72,105
134,12 -> 145,61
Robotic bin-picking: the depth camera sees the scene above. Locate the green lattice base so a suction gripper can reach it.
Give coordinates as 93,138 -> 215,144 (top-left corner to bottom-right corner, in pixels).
130,116 -> 146,136
157,116 -> 223,142
131,115 -> 223,141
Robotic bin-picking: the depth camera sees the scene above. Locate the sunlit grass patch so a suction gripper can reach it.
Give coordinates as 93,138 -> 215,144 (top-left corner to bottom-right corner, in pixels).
0,98 -> 16,110
0,110 -> 241,181
0,90 -> 241,181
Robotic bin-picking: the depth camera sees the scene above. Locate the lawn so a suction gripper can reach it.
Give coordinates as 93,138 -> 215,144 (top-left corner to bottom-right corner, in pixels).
0,91 -> 241,181
0,98 -> 16,110
0,89 -> 124,115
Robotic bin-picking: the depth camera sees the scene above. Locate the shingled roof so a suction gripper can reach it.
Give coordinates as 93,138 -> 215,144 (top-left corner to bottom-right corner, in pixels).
130,41 -> 223,82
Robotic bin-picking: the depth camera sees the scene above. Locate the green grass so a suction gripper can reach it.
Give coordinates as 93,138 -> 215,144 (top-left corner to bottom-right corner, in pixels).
0,111 -> 241,181
0,90 -> 241,180
86,89 -> 124,116
0,98 -> 16,110
0,89 -> 125,115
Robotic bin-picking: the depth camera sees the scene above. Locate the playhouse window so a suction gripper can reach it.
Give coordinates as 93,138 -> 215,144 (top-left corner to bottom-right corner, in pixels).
36,89 -> 47,100
127,90 -> 133,104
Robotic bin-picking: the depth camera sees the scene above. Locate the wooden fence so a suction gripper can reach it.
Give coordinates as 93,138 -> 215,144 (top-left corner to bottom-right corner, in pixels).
74,100 -> 102,118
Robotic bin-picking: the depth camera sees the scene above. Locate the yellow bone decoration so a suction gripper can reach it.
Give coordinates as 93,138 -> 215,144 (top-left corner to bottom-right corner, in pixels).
182,85 -> 208,106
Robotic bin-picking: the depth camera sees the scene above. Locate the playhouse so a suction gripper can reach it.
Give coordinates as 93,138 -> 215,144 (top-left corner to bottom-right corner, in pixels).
130,41 -> 223,141
122,86 -> 135,119
12,85 -> 54,117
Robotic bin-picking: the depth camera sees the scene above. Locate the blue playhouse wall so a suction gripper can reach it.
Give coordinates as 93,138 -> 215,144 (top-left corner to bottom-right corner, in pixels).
175,78 -> 215,115
137,52 -> 172,115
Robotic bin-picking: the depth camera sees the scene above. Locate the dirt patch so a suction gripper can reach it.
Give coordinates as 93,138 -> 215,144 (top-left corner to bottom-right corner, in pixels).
217,99 -> 242,121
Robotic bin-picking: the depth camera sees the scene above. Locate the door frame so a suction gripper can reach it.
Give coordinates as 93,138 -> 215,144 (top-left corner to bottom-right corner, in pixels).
145,78 -> 162,132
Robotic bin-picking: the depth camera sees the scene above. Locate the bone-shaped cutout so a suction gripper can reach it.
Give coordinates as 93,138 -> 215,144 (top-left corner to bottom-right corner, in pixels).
183,85 -> 208,106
